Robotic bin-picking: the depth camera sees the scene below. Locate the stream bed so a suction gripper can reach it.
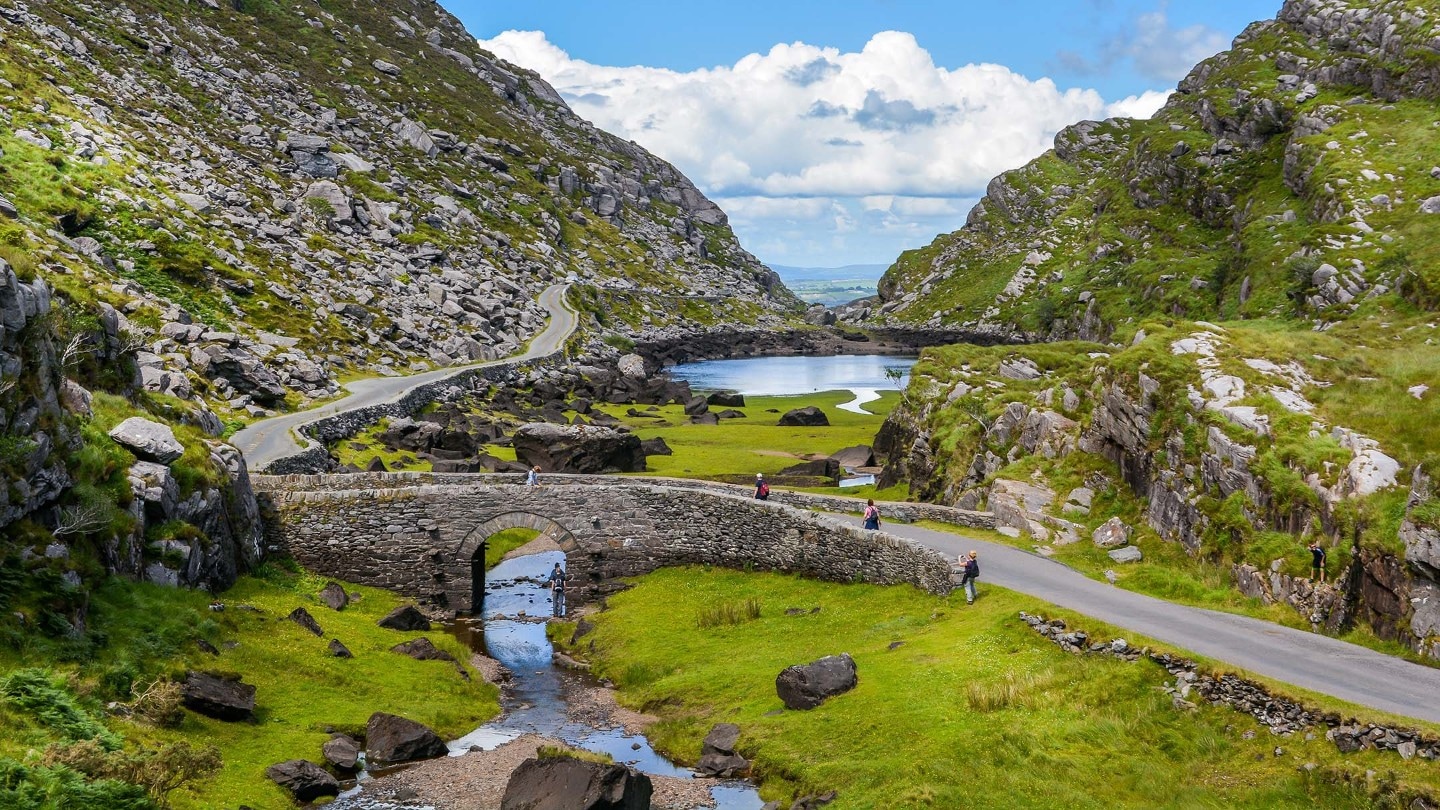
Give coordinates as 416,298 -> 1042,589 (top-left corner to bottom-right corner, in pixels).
332,551 -> 763,809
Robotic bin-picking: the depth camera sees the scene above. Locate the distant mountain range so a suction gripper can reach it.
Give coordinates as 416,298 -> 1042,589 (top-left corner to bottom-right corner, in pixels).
770,264 -> 889,306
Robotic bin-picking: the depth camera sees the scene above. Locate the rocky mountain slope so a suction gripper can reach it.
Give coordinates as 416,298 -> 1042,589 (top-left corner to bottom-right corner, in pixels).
1,0 -> 795,420
0,0 -> 800,623
866,0 -> 1440,654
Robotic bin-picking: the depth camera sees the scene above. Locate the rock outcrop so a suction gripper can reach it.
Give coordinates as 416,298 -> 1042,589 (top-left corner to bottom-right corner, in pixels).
181,671 -> 256,721
365,712 -> 449,765
775,653 -> 858,710
500,756 -> 653,810
512,423 -> 646,474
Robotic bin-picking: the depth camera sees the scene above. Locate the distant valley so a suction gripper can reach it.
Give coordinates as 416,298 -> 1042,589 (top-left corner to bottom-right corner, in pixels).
770,263 -> 889,306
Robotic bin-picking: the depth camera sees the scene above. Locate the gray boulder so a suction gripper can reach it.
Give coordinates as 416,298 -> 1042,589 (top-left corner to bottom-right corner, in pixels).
322,734 -> 362,770
512,423 -> 646,474
366,712 -> 449,764
775,653 -> 857,710
390,637 -> 457,663
695,723 -> 750,777
778,406 -> 829,427
181,671 -> 256,721
318,581 -> 349,611
706,390 -> 745,407
1091,517 -> 1132,549
327,638 -> 353,659
1108,546 -> 1143,564
265,759 -> 339,802
830,445 -> 876,470
501,756 -> 653,810
109,417 -> 185,464
640,437 -> 672,456
378,605 -> 431,631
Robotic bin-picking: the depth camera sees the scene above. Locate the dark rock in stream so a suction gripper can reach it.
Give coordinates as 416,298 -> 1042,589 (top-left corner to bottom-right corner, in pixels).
775,653 -> 857,710
695,722 -> 750,777
366,712 -> 449,764
322,733 -> 362,771
500,756 -> 653,810
265,759 -> 340,802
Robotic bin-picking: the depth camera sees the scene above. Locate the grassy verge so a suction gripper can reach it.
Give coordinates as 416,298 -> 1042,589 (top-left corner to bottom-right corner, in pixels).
593,390 -> 898,481
485,528 -> 541,569
560,568 -> 1440,808
0,566 -> 498,808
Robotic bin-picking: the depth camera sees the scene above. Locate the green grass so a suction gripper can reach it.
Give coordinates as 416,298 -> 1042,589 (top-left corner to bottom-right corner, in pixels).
484,528 -> 540,570
597,390 -> 898,481
0,568 -> 498,809
563,568 -> 1440,808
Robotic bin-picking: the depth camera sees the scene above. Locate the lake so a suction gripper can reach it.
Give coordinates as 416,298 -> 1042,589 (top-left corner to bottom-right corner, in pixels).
668,354 -> 916,414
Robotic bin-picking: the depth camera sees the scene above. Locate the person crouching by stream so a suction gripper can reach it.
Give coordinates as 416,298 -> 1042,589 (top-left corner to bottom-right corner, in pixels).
862,499 -> 881,530
545,562 -> 568,617
959,551 -> 980,605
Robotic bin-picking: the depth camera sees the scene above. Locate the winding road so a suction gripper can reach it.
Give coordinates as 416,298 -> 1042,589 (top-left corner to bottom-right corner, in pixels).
874,518 -> 1440,724
232,283 -> 577,470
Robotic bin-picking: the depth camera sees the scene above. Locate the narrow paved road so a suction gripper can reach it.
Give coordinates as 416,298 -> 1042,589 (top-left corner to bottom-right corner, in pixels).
233,283 -> 576,469
877,519 -> 1440,724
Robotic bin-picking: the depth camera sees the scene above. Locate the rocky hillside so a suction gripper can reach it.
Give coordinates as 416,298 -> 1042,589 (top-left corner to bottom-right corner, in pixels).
1,0 -> 796,421
867,0 -> 1440,655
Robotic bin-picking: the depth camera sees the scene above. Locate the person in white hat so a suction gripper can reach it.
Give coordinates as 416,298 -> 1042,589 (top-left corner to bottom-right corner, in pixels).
754,473 -> 770,500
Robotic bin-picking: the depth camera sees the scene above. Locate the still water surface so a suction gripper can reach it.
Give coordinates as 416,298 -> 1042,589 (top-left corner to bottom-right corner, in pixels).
669,354 -> 916,414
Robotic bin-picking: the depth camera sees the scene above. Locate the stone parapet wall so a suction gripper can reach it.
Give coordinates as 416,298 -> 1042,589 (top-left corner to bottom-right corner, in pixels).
256,474 -> 956,615
256,472 -> 996,529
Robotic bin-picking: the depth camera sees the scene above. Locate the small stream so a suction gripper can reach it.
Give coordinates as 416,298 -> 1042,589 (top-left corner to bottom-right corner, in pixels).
333,551 -> 763,809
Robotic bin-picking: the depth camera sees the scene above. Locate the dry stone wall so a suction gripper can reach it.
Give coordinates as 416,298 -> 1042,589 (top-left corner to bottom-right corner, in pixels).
254,473 -> 955,614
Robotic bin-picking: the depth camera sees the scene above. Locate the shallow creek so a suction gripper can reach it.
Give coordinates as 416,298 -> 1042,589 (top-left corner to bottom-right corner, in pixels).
333,551 -> 763,809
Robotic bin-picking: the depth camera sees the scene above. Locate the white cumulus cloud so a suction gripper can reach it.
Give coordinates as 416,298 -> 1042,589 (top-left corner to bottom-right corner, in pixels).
479,29 -> 1171,266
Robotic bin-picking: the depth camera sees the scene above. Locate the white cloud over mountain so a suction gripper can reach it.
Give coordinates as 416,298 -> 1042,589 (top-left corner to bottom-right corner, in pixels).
478,29 -> 1172,266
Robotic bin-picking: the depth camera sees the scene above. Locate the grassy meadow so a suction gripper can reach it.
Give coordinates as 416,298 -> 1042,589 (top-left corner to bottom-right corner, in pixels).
559,567 -> 1440,809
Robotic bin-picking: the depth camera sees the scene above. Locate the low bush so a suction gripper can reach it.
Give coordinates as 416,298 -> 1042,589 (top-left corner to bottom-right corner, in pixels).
0,669 -> 121,750
696,598 -> 761,629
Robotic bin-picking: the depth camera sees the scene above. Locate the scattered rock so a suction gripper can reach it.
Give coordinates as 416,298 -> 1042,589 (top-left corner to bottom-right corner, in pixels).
327,638 -> 353,659
830,445 -> 876,470
639,437 -> 673,456
1091,517 -> 1132,549
501,755 -> 653,810
318,582 -> 349,611
287,607 -> 324,636
778,406 -> 829,427
1108,546 -> 1143,564
181,671 -> 256,721
512,423 -> 646,473
322,734 -> 362,770
264,759 -> 339,802
108,417 -> 185,464
391,637 -> 458,663
706,391 -> 745,407
366,712 -> 449,764
775,653 -> 857,710
378,605 -> 432,631
695,723 -> 750,777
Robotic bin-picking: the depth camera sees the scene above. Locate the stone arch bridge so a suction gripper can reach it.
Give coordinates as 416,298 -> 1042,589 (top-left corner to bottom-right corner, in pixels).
253,473 -> 955,615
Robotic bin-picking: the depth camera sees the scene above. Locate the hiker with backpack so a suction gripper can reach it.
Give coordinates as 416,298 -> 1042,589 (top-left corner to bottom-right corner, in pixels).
862,499 -> 881,530
545,562 -> 568,616
755,473 -> 770,500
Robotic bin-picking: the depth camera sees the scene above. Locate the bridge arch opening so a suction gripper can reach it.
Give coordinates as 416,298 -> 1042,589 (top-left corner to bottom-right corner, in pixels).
456,511 -> 579,614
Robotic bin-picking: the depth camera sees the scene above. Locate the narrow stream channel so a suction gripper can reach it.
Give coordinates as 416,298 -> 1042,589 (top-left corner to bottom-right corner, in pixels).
334,551 -> 763,809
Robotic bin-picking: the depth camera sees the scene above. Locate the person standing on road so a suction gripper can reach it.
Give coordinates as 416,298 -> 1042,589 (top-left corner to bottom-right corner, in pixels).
545,562 -> 568,616
1309,540 -> 1327,584
959,551 -> 980,605
862,499 -> 881,530
754,473 -> 770,500
526,465 -> 541,487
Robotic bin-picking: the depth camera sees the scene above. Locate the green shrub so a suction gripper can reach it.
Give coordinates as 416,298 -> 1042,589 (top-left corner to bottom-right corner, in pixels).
0,758 -> 153,810
602,333 -> 636,352
44,739 -> 220,808
0,668 -> 122,750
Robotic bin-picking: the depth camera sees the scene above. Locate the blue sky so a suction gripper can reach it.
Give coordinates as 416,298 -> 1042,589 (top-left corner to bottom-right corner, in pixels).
448,0 -> 1278,268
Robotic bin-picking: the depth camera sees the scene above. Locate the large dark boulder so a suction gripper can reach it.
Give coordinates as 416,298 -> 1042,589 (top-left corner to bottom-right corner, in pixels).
322,734 -> 362,770
682,396 -> 710,416
181,671 -> 256,721
378,605 -> 431,631
512,423 -> 646,474
318,582 -> 349,611
779,458 -> 841,479
778,406 -> 829,427
830,445 -> 876,470
695,723 -> 750,777
265,759 -> 339,802
366,712 -> 449,764
501,756 -> 653,810
706,391 -> 746,407
640,437 -> 673,456
775,653 -> 857,710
